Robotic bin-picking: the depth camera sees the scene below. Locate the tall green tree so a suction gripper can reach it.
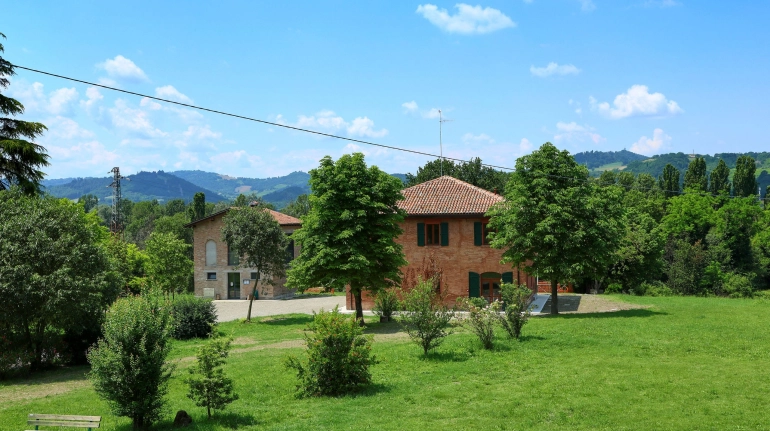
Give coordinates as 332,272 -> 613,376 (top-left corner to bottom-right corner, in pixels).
487,143 -> 625,314
712,197 -> 763,272
145,231 -> 193,297
709,159 -> 731,196
0,32 -> 49,195
683,157 -> 708,192
659,164 -> 681,199
405,157 -> 508,193
188,192 -> 206,221
287,153 -> 407,321
733,155 -> 758,197
221,204 -> 289,322
78,193 -> 99,213
0,190 -> 119,371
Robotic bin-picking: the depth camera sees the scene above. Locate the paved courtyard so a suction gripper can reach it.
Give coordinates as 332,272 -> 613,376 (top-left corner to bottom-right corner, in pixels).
214,295 -> 347,322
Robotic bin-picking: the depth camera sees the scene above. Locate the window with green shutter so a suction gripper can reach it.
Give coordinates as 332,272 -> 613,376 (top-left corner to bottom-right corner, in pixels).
502,272 -> 513,285
469,272 -> 480,297
440,222 -> 449,246
474,222 -> 482,246
417,223 -> 425,246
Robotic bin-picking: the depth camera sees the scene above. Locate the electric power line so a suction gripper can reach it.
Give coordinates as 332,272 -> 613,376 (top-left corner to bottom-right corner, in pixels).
12,64 -> 766,201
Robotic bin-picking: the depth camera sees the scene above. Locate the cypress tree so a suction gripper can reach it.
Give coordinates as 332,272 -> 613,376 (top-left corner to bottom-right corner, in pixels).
658,164 -> 681,199
683,157 -> 708,192
709,159 -> 731,196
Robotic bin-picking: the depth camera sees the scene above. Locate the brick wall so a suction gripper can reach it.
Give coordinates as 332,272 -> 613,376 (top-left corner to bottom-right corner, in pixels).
346,216 -> 536,310
190,213 -> 300,300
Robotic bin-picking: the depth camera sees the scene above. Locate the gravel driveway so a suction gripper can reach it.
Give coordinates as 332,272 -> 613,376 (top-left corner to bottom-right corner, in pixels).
214,295 -> 346,322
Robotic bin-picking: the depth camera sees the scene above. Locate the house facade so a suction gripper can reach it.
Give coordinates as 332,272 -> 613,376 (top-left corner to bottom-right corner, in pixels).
346,176 -> 537,310
185,208 -> 301,300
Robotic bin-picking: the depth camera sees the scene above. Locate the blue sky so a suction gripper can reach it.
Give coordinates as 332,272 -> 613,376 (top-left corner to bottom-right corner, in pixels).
2,1 -> 769,179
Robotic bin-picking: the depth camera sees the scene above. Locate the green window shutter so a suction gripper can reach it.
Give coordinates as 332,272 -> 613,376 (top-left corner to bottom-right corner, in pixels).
469,272 -> 480,297
474,222 -> 482,246
417,223 -> 425,247
440,222 -> 449,246
502,272 -> 513,285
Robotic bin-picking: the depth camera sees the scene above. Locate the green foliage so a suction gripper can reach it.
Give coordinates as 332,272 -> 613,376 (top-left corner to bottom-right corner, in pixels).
285,307 -> 376,397
574,149 -> 648,169
487,142 -> 625,314
500,283 -> 532,339
0,190 -> 119,373
186,336 -> 239,418
145,231 -> 193,296
281,193 -> 311,219
659,163 -> 681,198
398,278 -> 454,355
712,197 -> 763,272
78,193 -> 99,212
661,192 -> 715,243
372,288 -> 400,320
405,157 -> 509,192
722,273 -> 754,298
683,157 -> 708,192
188,192 -> 206,221
733,155 -> 758,197
458,299 -> 501,349
608,209 -> 665,290
102,236 -> 148,294
171,295 -> 218,340
605,283 -> 624,294
87,295 -> 174,429
666,240 -> 708,295
221,204 -> 289,321
153,212 -> 193,245
171,169 -> 310,202
286,153 -> 407,321
0,33 -> 49,195
709,159 -> 731,196
632,280 -> 674,297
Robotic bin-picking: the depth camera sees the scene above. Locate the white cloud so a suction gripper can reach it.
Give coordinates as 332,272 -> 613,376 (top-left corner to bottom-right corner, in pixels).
630,128 -> 671,155
530,62 -> 581,77
154,85 -> 193,104
98,55 -> 148,82
47,140 -> 119,166
519,138 -> 533,152
8,81 -> 78,114
183,125 -> 222,140
210,150 -> 263,169
140,97 -> 163,111
553,121 -> 604,144
347,117 -> 388,138
109,99 -> 166,138
47,88 -> 79,115
644,0 -> 680,7
423,108 -> 441,119
591,85 -> 683,119
402,101 -> 419,113
80,87 -> 103,111
416,3 -> 516,34
579,0 -> 596,11
462,133 -> 494,143
46,116 -> 94,139
277,110 -> 387,138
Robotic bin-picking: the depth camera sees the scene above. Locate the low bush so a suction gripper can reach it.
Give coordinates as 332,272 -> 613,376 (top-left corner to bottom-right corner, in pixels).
604,283 -> 624,294
171,295 -> 217,340
187,336 -> 239,418
372,288 -> 400,320
458,298 -> 501,350
633,281 -> 674,297
722,273 -> 754,298
398,278 -> 454,355
285,306 -> 377,397
500,283 -> 532,339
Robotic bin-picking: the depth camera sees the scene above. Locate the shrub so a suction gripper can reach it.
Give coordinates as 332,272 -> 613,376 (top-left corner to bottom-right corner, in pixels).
722,273 -> 754,298
458,298 -> 501,350
604,283 -> 624,294
467,297 -> 489,309
187,336 -> 239,418
500,283 -> 532,339
633,281 -> 674,297
88,295 -> 174,429
398,278 -> 454,355
285,306 -> 377,397
171,295 -> 217,340
372,288 -> 400,320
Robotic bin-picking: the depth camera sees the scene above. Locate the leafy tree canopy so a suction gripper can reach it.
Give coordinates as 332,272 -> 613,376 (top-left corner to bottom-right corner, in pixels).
405,157 -> 509,193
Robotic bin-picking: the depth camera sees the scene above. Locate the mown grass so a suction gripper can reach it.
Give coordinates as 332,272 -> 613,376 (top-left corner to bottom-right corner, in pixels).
2,296 -> 770,430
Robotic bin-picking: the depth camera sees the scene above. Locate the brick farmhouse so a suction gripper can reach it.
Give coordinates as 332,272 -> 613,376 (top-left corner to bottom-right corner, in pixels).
347,176 -> 537,310
185,208 -> 301,300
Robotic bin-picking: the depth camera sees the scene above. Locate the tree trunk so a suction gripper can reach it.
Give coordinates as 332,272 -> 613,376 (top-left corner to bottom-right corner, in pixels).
353,288 -> 364,324
207,405 -> 211,418
246,271 -> 260,322
550,279 -> 559,315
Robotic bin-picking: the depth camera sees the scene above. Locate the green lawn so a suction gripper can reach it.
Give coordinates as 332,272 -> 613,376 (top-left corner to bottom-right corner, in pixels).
2,296 -> 770,430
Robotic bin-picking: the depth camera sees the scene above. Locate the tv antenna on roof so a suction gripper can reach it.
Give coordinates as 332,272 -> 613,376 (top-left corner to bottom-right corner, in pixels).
438,109 -> 453,176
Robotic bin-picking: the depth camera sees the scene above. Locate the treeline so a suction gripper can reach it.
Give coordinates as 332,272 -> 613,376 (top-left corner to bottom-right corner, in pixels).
574,149 -> 648,169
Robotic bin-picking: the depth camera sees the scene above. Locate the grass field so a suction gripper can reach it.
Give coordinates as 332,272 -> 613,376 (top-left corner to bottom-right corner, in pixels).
2,296 -> 770,430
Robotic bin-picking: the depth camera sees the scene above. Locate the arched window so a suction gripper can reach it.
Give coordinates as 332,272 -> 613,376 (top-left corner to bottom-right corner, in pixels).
205,240 -> 217,266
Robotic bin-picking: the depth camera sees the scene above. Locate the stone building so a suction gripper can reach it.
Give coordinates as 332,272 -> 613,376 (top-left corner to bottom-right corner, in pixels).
185,208 -> 301,300
346,176 -> 537,310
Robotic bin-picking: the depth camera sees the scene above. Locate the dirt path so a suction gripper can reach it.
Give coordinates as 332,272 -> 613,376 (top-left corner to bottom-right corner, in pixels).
539,294 -> 648,314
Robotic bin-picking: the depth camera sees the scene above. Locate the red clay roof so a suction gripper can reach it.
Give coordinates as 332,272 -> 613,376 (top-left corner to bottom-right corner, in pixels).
398,176 -> 503,216
184,207 -> 301,227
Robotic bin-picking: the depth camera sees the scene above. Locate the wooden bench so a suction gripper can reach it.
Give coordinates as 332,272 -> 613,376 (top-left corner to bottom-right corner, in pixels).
26,414 -> 101,430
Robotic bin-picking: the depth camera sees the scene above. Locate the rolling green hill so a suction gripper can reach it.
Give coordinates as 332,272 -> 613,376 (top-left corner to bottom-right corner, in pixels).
170,170 -> 312,200
574,149 -> 648,169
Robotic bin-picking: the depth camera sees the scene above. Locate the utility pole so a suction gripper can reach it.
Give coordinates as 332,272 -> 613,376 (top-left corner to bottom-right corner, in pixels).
438,109 -> 452,176
106,167 -> 129,235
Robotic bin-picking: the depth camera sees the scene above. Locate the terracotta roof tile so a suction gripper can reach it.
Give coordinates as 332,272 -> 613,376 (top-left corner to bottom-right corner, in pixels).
184,207 -> 301,227
398,176 -> 503,216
